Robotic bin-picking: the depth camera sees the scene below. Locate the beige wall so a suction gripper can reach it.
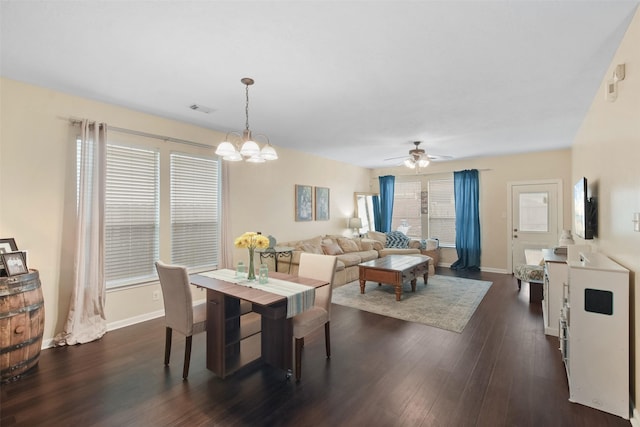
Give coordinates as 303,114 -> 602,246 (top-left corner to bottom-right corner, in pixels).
571,8 -> 640,406
371,149 -> 573,272
0,78 -> 371,342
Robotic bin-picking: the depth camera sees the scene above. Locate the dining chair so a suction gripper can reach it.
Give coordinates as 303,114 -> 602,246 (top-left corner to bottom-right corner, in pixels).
293,253 -> 338,381
155,261 -> 207,379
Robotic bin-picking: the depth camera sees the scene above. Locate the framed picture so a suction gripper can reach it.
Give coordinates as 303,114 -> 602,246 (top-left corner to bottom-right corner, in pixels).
295,184 -> 313,222
315,187 -> 330,221
1,251 -> 28,276
0,238 -> 18,271
0,238 -> 18,254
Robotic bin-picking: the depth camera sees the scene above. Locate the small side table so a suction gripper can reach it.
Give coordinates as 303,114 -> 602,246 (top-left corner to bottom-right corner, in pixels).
255,246 -> 295,273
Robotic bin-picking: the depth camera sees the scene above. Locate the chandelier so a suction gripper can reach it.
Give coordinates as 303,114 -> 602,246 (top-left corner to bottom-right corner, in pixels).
215,78 -> 278,163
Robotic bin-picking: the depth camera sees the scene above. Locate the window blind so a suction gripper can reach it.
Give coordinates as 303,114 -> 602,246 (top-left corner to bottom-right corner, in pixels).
170,153 -> 219,270
428,178 -> 456,246
105,144 -> 160,287
391,180 -> 422,238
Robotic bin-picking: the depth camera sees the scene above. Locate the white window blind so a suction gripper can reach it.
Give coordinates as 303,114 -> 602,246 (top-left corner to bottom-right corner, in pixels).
170,153 -> 219,270
391,180 -> 422,238
105,144 -> 160,287
428,178 -> 456,246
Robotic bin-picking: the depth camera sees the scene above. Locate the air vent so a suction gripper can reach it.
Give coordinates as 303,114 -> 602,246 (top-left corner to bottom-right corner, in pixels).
189,104 -> 214,114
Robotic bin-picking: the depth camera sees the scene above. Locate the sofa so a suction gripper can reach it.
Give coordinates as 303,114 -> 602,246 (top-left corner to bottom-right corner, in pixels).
278,232 -> 439,287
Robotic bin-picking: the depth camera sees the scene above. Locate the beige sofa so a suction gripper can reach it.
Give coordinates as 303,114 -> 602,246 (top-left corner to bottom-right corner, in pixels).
278,232 -> 437,287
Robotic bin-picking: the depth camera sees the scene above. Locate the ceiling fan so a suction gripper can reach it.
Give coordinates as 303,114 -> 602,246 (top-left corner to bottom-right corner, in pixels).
384,141 -> 450,169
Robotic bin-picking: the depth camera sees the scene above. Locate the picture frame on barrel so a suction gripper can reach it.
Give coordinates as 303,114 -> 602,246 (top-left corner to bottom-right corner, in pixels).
0,238 -> 19,274
1,251 -> 28,276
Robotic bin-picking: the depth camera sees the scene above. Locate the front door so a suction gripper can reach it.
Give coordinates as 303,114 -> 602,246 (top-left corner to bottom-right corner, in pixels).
508,181 -> 562,272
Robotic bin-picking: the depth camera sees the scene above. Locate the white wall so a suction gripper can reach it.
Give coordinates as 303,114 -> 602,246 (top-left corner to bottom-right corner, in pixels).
571,8 -> 640,405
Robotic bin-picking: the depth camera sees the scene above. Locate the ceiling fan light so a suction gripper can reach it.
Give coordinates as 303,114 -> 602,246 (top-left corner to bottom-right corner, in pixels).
215,141 -> 237,156
260,144 -> 278,160
240,140 -> 260,156
418,158 -> 430,168
404,158 -> 416,168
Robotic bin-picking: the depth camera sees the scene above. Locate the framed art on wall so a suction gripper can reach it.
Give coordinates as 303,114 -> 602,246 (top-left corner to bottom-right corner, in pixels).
295,184 -> 313,221
315,187 -> 330,221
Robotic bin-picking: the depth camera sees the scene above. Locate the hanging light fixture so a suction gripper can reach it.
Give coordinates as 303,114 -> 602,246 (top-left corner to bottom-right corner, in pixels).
403,141 -> 430,169
215,77 -> 278,162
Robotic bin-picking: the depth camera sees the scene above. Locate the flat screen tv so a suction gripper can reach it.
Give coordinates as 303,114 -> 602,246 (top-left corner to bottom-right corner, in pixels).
574,177 -> 596,239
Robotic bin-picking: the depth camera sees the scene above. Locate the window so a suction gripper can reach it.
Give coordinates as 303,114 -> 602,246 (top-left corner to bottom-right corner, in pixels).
105,144 -> 160,287
170,153 -> 219,270
391,180 -> 422,238
428,178 -> 456,246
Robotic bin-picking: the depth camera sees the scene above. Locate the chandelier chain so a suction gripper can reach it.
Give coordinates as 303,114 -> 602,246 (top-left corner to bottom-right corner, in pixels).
245,83 -> 250,132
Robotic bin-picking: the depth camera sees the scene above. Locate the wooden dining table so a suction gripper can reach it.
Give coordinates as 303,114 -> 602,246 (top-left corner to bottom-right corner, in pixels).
189,271 -> 328,379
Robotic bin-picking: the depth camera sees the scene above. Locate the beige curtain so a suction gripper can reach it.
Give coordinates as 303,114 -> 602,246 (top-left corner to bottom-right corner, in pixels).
219,161 -> 234,269
55,120 -> 107,345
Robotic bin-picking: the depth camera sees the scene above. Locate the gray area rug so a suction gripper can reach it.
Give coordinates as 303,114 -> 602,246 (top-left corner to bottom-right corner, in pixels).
332,275 -> 492,333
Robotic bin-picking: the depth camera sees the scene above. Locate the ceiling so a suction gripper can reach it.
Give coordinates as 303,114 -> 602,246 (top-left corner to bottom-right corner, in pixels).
1,1 -> 637,169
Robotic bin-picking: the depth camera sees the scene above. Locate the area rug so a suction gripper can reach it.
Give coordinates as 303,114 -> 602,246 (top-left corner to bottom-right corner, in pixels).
331,275 -> 492,333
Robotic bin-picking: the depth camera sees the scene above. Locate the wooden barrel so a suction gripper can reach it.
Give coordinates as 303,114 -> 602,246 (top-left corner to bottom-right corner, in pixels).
0,269 -> 45,383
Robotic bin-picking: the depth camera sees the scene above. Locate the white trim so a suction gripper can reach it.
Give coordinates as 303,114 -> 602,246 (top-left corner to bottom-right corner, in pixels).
41,298 -> 207,350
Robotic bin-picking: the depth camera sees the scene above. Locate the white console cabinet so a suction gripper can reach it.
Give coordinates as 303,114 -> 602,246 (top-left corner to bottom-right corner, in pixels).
560,252 -> 629,419
542,249 -> 567,336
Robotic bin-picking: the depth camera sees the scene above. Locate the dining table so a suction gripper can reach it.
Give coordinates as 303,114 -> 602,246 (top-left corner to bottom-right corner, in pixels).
189,269 -> 328,379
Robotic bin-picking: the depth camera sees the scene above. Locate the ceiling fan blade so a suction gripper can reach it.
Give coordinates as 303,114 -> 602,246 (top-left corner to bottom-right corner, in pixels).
427,154 -> 453,161
383,155 -> 408,161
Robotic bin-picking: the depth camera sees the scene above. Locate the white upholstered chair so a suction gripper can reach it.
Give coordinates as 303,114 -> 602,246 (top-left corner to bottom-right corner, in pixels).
155,261 -> 207,379
293,253 -> 338,381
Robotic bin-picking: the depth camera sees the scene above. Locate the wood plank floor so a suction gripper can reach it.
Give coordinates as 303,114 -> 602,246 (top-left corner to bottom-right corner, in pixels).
1,269 -> 632,426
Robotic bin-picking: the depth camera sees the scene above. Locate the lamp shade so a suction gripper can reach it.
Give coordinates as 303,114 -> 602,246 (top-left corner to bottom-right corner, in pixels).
240,140 -> 260,156
260,144 -> 278,160
348,217 -> 363,229
215,141 -> 237,156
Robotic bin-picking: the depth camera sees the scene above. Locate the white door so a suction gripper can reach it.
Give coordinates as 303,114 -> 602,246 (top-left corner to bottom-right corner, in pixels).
509,181 -> 562,272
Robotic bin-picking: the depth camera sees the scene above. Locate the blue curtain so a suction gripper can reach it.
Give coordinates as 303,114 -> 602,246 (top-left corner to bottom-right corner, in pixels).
372,195 -> 383,232
378,175 -> 395,232
450,169 -> 481,271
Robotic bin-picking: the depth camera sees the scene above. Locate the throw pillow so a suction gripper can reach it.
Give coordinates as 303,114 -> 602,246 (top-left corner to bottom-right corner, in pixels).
337,237 -> 359,253
300,243 -> 323,254
359,240 -> 374,251
367,230 -> 387,246
385,231 -> 410,248
322,242 -> 344,256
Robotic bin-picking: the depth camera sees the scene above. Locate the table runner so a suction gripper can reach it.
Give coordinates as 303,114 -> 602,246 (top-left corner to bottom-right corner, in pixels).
200,269 -> 316,318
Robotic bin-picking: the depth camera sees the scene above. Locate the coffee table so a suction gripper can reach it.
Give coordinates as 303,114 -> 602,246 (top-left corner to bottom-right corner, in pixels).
358,254 -> 431,301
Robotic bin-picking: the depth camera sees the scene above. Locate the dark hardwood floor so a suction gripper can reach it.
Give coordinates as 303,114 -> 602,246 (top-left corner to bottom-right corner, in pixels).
1,269 -> 631,426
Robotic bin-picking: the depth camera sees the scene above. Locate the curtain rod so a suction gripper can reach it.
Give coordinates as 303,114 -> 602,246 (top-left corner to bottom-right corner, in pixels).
69,119 -> 214,150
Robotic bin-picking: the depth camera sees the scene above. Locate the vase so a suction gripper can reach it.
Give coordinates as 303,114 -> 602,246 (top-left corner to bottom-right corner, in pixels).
247,248 -> 256,281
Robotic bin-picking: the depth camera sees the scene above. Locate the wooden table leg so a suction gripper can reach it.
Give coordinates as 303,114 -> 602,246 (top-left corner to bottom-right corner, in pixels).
423,272 -> 429,285
359,279 -> 366,294
411,278 -> 417,293
395,285 -> 402,301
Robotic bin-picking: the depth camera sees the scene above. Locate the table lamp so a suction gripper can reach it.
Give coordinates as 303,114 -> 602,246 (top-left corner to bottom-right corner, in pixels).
348,217 -> 363,237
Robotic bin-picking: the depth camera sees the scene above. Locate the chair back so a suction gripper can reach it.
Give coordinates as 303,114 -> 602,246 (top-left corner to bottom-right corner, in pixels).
155,261 -> 194,336
298,253 -> 337,315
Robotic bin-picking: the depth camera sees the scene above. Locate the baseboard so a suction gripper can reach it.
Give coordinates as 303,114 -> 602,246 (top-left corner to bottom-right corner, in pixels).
41,301 -> 208,350
107,309 -> 165,332
436,263 -> 507,275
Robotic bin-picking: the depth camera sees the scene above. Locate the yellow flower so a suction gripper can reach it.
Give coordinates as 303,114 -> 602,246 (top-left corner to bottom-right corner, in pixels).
234,232 -> 269,250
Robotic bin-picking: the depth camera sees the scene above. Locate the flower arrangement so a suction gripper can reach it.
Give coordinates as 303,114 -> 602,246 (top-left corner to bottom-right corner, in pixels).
234,232 -> 269,280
